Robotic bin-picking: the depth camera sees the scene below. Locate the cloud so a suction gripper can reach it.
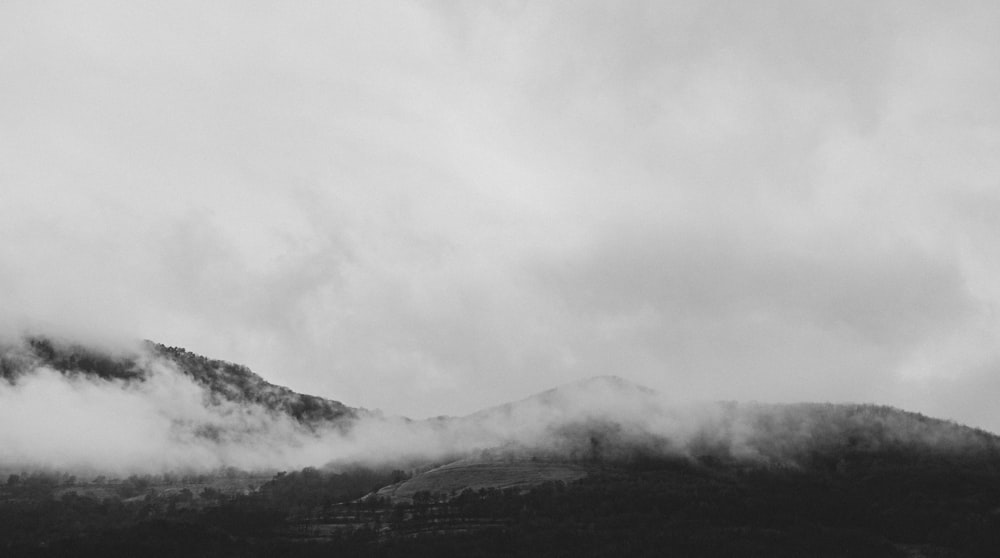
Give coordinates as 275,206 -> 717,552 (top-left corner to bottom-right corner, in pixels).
2,347 -> 993,477
0,348 -> 337,474
1,1 -> 999,433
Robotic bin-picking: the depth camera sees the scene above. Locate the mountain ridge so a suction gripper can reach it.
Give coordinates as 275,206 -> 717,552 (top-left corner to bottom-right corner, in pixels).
3,334 -> 998,472
0,335 -> 358,428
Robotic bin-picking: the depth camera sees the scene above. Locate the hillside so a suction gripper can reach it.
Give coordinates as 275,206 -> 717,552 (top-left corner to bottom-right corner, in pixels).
5,430 -> 1000,557
376,377 -> 1000,516
374,459 -> 590,503
0,335 -> 357,428
447,375 -> 1000,466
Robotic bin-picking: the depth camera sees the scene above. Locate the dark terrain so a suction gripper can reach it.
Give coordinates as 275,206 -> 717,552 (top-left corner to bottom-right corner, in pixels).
2,337 -> 1000,557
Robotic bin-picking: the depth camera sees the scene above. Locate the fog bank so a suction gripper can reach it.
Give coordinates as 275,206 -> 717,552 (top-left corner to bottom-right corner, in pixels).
1,342 -> 994,476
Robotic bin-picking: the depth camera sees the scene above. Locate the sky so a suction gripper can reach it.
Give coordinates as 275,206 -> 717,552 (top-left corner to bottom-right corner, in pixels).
2,1 -> 1000,432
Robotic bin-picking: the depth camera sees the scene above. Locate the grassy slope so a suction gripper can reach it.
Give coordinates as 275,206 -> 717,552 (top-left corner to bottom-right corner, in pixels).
376,459 -> 590,503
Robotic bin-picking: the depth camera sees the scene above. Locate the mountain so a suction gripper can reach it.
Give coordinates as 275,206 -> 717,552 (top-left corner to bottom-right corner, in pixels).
4,336 -> 997,470
0,335 -> 357,427
452,373 -> 1000,466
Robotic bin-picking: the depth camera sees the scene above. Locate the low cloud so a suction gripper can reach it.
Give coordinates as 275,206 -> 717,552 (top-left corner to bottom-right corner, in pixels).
2,339 -> 993,477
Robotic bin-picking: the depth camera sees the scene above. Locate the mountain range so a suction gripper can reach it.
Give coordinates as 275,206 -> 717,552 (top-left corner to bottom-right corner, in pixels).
3,335 -> 1000,556
2,334 -> 997,480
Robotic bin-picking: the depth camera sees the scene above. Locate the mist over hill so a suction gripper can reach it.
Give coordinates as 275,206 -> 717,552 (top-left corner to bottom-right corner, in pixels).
2,336 -> 357,425
0,335 -> 363,473
1,334 -> 997,478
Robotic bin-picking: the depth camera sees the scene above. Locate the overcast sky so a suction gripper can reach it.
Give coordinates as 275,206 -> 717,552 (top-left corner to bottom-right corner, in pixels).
2,1 -> 1000,431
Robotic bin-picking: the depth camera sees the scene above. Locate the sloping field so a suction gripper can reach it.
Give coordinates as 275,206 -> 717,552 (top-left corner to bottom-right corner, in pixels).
376,459 -> 589,503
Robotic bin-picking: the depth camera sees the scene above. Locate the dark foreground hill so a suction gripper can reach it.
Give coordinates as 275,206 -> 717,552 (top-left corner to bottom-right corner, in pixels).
3,443 -> 1000,557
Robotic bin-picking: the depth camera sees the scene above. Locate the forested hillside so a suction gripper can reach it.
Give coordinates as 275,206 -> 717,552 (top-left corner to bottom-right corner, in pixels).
0,336 -> 356,427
